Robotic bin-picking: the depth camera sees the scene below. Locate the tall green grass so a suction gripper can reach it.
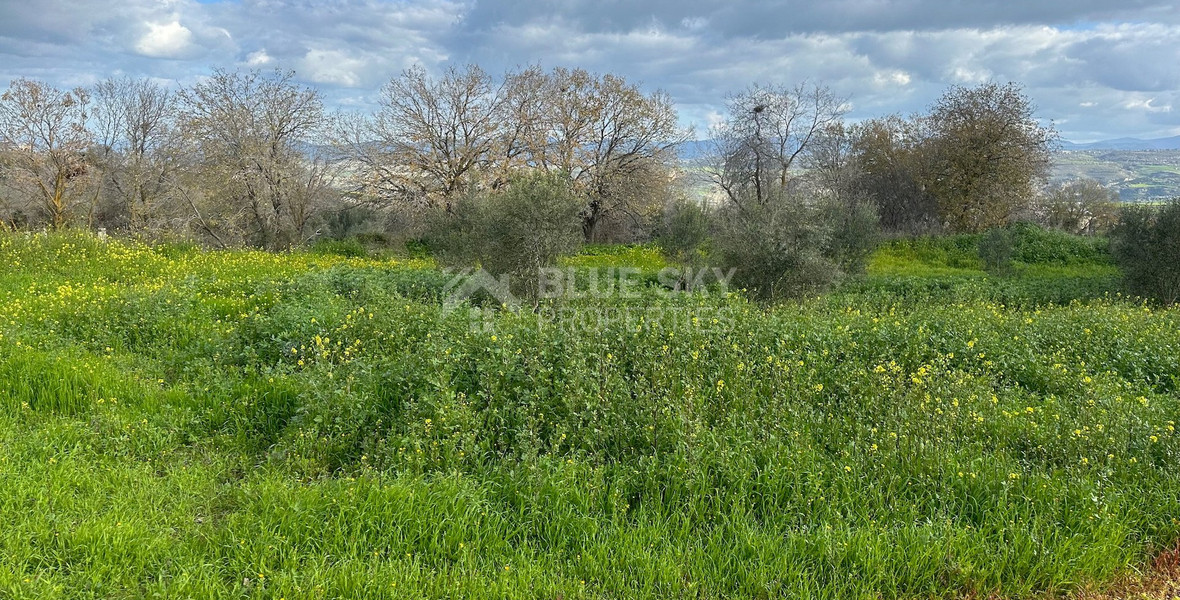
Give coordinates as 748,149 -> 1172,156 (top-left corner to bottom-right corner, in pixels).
0,230 -> 1177,598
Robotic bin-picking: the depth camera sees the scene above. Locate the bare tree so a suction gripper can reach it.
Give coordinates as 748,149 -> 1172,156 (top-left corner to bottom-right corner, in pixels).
177,69 -> 329,248
707,82 -> 847,207
348,64 -> 505,213
1036,179 -> 1119,235
91,76 -> 180,233
0,78 -> 96,228
537,69 -> 685,240
342,65 -> 685,241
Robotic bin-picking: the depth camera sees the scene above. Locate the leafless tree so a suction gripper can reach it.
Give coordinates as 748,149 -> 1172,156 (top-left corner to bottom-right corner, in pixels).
341,65 -> 685,241
347,64 -> 505,213
177,69 -> 330,248
706,82 -> 847,208
1035,178 -> 1119,235
91,76 -> 182,233
0,78 -> 96,228
536,68 -> 685,240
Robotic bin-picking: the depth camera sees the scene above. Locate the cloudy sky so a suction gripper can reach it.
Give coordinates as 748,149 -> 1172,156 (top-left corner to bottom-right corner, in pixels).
1,0 -> 1178,142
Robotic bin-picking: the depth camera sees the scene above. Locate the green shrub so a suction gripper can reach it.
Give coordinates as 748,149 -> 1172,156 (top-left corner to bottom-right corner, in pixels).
656,197 -> 712,267
310,237 -> 368,258
1008,221 -> 1109,265
822,198 -> 880,275
427,172 -> 585,303
713,193 -> 838,301
1111,200 -> 1180,304
978,227 -> 1015,276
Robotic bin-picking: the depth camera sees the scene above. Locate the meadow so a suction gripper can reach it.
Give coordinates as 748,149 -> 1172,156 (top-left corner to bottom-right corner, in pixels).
1,230 -> 1178,599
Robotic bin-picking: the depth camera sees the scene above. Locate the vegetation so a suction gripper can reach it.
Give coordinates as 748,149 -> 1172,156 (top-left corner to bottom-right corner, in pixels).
1110,200 -> 1180,304
427,172 -> 586,302
850,83 -> 1057,234
1,230 -> 1177,599
2,62 -> 1175,598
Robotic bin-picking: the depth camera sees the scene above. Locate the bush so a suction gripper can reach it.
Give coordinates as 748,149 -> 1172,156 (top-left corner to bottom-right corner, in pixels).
713,191 -> 843,302
978,227 -> 1014,276
656,197 -> 711,267
1008,221 -> 1109,265
310,237 -> 368,258
1110,200 -> 1180,304
822,198 -> 880,275
427,173 -> 585,303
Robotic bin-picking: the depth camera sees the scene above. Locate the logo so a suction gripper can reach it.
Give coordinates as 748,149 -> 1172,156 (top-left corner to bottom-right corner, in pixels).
442,268 -> 520,314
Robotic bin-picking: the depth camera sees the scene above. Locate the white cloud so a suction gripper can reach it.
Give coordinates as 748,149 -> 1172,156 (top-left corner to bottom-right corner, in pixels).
245,49 -> 272,66
135,20 -> 194,58
300,49 -> 368,87
1125,97 -> 1172,113
873,70 -> 912,87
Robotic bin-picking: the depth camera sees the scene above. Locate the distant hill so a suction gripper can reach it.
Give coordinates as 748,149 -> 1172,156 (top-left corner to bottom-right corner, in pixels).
1051,149 -> 1180,202
1060,136 -> 1180,151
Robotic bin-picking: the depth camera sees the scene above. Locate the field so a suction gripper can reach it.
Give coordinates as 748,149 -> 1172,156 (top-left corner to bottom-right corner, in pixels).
1051,150 -> 1180,202
1,231 -> 1179,599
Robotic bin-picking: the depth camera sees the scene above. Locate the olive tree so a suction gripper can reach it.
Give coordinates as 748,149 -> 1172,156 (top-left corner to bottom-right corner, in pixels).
1110,200 -> 1180,305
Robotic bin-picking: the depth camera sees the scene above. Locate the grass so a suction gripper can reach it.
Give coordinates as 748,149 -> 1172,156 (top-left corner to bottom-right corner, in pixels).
1,230 -> 1178,598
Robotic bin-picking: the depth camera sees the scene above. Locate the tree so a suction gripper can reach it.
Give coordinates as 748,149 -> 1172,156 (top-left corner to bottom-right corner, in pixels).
91,76 -> 180,233
1037,179 -> 1119,235
657,196 -> 712,268
349,64 -> 505,212
177,69 -> 330,249
921,82 -> 1057,232
1110,200 -> 1180,304
533,68 -> 684,240
706,82 -> 846,207
341,65 -> 684,242
712,188 -> 839,302
428,172 -> 584,304
846,116 -> 940,234
0,78 -> 96,229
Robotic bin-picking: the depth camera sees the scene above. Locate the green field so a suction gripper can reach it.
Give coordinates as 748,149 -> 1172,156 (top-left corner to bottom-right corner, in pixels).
1,232 -> 1178,598
1052,150 -> 1180,202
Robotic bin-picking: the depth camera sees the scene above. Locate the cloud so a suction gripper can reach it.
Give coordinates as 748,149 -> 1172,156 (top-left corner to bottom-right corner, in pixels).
136,20 -> 195,58
0,0 -> 1179,140
245,49 -> 272,66
300,49 -> 368,87
1124,97 -> 1172,113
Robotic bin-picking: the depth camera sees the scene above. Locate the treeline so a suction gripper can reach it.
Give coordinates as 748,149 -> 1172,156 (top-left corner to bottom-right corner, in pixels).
0,66 -> 685,248
0,65 -> 1123,253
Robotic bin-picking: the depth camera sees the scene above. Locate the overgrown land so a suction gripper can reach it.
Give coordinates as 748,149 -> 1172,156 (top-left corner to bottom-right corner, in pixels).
1,229 -> 1177,599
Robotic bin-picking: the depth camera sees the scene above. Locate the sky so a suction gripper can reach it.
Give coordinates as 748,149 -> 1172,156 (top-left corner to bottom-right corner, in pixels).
1,0 -> 1178,143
